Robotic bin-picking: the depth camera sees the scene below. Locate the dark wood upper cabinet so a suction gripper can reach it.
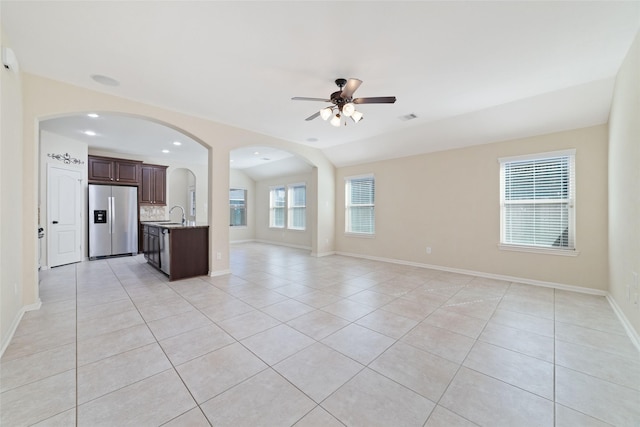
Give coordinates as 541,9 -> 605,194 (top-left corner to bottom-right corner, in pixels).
87,156 -> 113,181
88,155 -> 141,185
140,164 -> 168,206
115,161 -> 140,184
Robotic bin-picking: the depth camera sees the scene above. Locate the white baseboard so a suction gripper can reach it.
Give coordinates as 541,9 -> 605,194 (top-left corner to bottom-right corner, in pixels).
230,239 -> 255,245
0,298 -> 42,358
335,251 -> 607,296
311,251 -> 336,258
209,269 -> 231,277
606,294 -> 640,352
254,239 -> 312,251
335,251 -> 640,349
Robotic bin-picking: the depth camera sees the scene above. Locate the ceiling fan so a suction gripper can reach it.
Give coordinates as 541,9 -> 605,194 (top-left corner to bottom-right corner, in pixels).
292,78 -> 396,127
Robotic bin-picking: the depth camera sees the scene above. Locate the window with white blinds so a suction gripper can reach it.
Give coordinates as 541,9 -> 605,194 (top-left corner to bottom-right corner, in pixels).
288,184 -> 306,230
345,174 -> 375,235
269,186 -> 285,228
229,188 -> 247,227
500,150 -> 575,251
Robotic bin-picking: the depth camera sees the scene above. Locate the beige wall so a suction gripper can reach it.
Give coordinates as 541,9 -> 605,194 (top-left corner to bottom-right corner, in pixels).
0,32 -> 26,353
229,169 -> 256,243
609,31 -> 640,335
336,125 -> 609,291
255,172 -> 314,249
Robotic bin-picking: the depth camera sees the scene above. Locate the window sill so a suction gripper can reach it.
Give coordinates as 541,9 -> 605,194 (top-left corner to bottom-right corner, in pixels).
345,232 -> 376,239
498,244 -> 580,257
229,225 -> 247,229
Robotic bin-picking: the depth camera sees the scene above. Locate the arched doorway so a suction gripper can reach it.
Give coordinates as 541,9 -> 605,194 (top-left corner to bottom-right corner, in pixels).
168,168 -> 198,224
228,146 -> 314,251
38,112 -> 208,267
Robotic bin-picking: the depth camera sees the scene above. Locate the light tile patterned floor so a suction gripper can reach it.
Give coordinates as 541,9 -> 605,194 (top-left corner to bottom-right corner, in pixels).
1,243 -> 639,426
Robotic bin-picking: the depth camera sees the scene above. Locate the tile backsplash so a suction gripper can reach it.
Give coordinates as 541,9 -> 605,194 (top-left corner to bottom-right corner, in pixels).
140,206 -> 167,221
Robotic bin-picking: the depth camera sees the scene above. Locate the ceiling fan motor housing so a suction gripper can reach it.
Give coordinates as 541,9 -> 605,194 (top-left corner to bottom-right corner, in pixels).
330,91 -> 348,105
331,78 -> 351,110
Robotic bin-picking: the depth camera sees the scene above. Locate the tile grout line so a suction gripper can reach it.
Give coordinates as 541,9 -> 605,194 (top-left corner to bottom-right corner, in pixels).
75,262 -> 79,427
424,280 -> 510,426
553,287 -> 557,426
108,259 -> 214,426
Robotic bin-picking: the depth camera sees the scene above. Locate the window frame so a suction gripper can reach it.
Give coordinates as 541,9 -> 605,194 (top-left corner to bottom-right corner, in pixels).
269,185 -> 286,229
287,183 -> 306,231
345,174 -> 376,237
229,188 -> 247,227
499,149 -> 578,256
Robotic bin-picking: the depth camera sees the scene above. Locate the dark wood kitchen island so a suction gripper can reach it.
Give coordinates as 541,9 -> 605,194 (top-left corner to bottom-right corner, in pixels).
142,222 -> 209,281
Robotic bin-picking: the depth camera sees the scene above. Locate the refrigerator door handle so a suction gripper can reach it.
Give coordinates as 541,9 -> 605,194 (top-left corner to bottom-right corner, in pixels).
108,196 -> 114,235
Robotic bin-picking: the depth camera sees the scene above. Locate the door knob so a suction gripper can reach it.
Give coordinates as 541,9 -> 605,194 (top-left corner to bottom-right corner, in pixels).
52,221 -> 59,224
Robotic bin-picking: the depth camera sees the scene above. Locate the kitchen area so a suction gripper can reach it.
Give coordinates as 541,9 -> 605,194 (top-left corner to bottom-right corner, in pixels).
86,154 -> 209,281
39,113 -> 211,280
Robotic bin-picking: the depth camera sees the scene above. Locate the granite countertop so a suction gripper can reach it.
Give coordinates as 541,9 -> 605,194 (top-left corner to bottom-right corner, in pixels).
142,221 -> 209,230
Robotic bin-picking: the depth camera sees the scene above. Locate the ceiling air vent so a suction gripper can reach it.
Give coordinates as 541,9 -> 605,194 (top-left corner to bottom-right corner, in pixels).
399,113 -> 418,121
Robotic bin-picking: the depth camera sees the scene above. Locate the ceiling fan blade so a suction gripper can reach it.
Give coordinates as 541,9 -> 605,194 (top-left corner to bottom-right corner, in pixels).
305,111 -> 321,121
353,96 -> 397,104
292,97 -> 331,102
340,78 -> 363,99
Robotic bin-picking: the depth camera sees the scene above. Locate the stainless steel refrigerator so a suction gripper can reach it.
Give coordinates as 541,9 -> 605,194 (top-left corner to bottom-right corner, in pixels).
89,184 -> 138,259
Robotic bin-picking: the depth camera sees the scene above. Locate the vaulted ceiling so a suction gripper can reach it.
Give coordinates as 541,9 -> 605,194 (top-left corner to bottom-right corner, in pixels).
3,1 -> 639,174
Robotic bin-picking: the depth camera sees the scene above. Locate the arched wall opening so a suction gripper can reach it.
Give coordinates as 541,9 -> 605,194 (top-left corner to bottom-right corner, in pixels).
21,74 -> 336,308
228,145 -> 316,257
168,168 -> 198,224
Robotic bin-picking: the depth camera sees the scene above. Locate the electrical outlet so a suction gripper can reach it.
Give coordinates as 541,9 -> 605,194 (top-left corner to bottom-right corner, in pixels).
426,246 -> 432,255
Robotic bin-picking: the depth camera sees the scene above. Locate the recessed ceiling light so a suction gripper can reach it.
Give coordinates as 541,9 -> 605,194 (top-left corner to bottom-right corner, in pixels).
254,151 -> 260,155
83,130 -> 96,136
172,141 -> 182,146
90,74 -> 120,87
230,159 -> 234,163
162,149 -> 169,154
87,113 -> 99,118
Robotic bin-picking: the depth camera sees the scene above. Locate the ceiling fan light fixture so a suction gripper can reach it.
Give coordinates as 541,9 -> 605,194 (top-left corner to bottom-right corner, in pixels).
293,78 -> 394,127
342,102 -> 355,117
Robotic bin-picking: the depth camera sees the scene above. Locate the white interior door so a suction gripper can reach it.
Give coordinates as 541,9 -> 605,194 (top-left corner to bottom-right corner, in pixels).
48,165 -> 82,267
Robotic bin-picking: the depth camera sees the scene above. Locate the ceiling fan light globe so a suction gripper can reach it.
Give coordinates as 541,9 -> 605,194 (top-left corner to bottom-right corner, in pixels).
330,114 -> 341,127
351,110 -> 364,123
320,107 -> 332,121
342,102 -> 355,117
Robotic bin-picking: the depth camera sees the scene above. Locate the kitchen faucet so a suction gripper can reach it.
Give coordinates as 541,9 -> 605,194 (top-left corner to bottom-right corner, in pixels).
169,205 -> 186,226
